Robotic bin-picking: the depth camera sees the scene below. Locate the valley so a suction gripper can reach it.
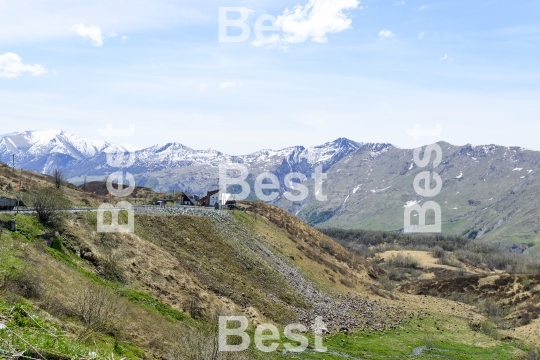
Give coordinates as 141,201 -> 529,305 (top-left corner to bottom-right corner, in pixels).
0,164 -> 539,359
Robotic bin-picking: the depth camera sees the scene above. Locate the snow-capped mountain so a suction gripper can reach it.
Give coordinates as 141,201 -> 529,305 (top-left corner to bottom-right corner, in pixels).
4,129 -> 540,250
0,130 -> 124,175
0,130 -> 371,192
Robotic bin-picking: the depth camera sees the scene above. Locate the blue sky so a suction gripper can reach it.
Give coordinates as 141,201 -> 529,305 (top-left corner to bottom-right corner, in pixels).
0,0 -> 539,154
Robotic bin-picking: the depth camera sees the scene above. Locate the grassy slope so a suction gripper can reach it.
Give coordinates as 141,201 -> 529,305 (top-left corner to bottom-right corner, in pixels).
0,162 -> 154,209
0,203 -> 537,358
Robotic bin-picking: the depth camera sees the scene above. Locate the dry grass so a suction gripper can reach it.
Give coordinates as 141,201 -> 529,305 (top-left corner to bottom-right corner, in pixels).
238,201 -> 380,295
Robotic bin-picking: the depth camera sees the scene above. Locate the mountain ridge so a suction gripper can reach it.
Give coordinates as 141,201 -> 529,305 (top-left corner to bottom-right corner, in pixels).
4,129 -> 540,251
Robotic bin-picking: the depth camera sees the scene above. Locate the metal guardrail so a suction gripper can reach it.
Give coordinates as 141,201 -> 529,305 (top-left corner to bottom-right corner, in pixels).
0,207 -> 98,214
0,205 -> 220,214
133,204 -> 200,210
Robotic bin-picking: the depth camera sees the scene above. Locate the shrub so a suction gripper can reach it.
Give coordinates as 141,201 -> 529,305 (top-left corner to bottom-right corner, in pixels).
524,347 -> 540,360
431,246 -> 445,259
28,187 -> 70,224
188,295 -> 204,320
519,313 -> 531,327
388,269 -> 407,282
478,321 -> 496,337
522,277 -> 531,291
52,168 -> 65,189
386,254 -> 419,269
50,236 -> 63,252
340,278 -> 355,289
4,271 -> 43,299
481,299 -> 505,318
436,253 -> 463,268
74,283 -> 125,339
169,324 -> 255,360
100,250 -> 126,283
423,333 -> 435,350
378,276 -> 395,292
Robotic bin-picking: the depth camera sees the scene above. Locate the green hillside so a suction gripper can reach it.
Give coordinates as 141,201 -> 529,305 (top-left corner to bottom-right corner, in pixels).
283,142 -> 540,253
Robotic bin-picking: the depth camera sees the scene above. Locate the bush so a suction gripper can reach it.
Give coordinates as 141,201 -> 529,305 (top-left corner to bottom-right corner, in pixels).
50,236 -> 63,252
28,187 -> 70,224
388,269 -> 407,282
386,254 -> 419,269
74,283 -> 125,339
170,324 -> 253,360
524,347 -> 540,360
480,299 -> 505,319
324,228 -> 540,275
431,246 -> 445,259
321,228 -> 468,252
378,276 -> 395,292
3,271 -> 43,299
436,253 -> 463,268
423,333 -> 435,350
100,250 -> 126,283
340,278 -> 355,288
522,277 -> 531,291
476,321 -> 497,337
519,313 -> 531,326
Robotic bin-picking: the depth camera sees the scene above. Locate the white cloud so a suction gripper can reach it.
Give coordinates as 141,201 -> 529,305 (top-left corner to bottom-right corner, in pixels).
275,0 -> 360,44
419,5 -> 427,10
0,52 -> 46,78
379,29 -> 395,38
73,24 -> 103,46
0,1 -> 207,45
199,83 -> 208,91
109,31 -> 117,37
440,54 -> 454,62
121,35 -> 129,41
418,32 -> 425,39
220,81 -> 239,89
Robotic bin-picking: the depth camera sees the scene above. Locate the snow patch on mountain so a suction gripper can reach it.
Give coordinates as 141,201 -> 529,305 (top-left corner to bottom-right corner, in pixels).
404,200 -> 419,208
371,186 -> 391,194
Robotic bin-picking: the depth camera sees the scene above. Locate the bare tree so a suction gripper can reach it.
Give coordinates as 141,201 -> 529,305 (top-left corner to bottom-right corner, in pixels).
28,188 -> 68,224
170,325 -> 219,360
52,168 -> 65,189
74,283 -> 125,340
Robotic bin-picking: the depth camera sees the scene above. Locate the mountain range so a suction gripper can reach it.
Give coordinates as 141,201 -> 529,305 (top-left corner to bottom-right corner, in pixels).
2,129 -> 540,253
